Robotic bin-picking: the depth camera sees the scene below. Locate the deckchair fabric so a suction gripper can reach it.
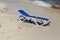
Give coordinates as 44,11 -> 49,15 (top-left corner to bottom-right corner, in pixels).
30,16 -> 49,21
18,10 -> 30,17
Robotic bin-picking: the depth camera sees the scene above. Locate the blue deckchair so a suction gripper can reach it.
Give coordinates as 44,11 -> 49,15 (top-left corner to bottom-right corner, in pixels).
18,10 -> 49,21
18,10 -> 50,26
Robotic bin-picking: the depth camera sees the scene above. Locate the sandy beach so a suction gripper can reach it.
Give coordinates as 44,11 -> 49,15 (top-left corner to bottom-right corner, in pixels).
0,0 -> 60,40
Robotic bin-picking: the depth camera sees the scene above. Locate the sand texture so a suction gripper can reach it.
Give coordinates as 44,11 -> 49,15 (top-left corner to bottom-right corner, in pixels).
0,0 -> 60,40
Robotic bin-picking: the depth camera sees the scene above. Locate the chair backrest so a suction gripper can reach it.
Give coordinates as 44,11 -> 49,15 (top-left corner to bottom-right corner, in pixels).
18,10 -> 30,17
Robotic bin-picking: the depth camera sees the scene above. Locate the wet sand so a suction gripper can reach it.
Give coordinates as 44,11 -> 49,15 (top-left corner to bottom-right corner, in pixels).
0,0 -> 60,40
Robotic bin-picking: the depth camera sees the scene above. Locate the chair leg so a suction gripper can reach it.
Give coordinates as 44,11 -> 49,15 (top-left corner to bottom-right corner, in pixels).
22,18 -> 27,22
17,18 -> 22,23
18,16 -> 25,23
41,20 -> 50,26
32,18 -> 38,26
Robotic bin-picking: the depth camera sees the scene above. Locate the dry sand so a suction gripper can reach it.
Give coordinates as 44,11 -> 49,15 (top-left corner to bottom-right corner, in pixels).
0,0 -> 60,40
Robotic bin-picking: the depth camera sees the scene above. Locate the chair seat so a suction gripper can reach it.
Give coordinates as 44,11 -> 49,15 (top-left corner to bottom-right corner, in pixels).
29,16 -> 49,21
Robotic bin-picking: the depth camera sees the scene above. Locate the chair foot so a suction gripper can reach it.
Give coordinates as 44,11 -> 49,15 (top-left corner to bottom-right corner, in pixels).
42,20 -> 50,26
17,18 -> 23,23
